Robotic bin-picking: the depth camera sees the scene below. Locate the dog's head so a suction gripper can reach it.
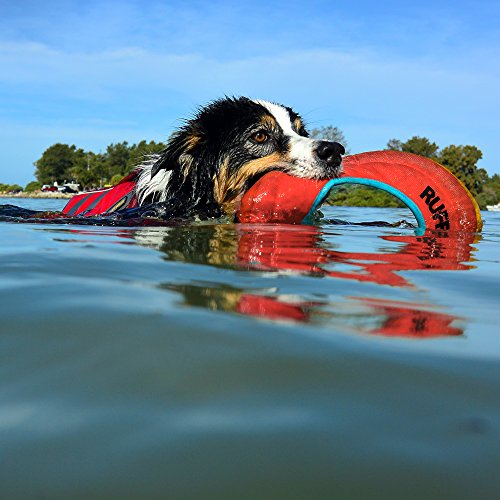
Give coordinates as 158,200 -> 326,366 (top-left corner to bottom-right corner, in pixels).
145,97 -> 345,213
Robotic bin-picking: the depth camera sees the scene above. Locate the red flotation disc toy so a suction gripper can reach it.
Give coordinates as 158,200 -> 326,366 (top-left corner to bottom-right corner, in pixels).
236,150 -> 482,233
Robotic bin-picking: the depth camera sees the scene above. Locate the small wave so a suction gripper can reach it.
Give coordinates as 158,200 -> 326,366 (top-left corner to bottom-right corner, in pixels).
0,202 -> 227,227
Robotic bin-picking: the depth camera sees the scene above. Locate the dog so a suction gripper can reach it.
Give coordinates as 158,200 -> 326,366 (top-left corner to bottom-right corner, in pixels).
133,97 -> 345,219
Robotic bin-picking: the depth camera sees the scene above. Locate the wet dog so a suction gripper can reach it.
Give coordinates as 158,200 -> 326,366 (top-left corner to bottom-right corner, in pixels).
134,97 -> 345,218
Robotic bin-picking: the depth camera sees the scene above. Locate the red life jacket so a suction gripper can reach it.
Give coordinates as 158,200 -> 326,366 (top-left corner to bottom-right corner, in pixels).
62,171 -> 139,217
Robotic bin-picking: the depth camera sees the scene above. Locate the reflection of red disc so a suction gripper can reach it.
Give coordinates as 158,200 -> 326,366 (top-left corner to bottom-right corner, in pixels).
355,297 -> 463,338
236,150 -> 482,233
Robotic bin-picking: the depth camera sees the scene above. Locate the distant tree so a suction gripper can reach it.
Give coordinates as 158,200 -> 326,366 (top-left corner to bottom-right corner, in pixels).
328,185 -> 404,207
0,183 -> 22,193
476,185 -> 498,208
489,173 -> 500,189
386,138 -> 402,151
69,151 -> 108,189
438,145 -> 484,197
387,136 -> 439,158
105,142 -> 131,178
25,181 -> 41,192
310,126 -> 349,153
33,139 -> 170,190
483,173 -> 500,205
489,173 -> 500,187
34,143 -> 83,185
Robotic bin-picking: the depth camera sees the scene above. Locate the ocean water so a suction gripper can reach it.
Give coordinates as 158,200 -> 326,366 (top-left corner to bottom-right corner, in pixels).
1,196 -> 500,499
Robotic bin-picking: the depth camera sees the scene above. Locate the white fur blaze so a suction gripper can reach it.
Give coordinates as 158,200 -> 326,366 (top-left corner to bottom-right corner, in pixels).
252,99 -> 319,176
136,155 -> 173,203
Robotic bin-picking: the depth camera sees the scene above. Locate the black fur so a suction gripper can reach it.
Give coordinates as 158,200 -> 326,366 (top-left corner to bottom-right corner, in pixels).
140,96 -> 344,217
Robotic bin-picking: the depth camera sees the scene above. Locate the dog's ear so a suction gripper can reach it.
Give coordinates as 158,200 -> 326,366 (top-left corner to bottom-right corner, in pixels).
151,129 -> 203,179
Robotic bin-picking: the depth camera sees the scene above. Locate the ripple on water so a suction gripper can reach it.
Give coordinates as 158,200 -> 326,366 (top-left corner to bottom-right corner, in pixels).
1,199 -> 500,498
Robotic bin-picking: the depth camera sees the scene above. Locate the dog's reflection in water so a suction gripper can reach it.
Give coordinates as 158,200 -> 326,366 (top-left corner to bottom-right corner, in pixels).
131,224 -> 477,338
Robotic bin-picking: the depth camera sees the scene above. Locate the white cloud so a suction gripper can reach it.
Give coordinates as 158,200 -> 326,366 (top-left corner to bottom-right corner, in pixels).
1,39 -> 499,183
0,40 -> 495,105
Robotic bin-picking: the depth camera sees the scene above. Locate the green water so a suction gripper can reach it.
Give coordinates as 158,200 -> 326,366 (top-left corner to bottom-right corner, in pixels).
1,197 -> 500,499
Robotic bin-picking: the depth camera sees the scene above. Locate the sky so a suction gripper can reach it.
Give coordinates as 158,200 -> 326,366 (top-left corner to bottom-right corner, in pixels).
1,0 -> 499,185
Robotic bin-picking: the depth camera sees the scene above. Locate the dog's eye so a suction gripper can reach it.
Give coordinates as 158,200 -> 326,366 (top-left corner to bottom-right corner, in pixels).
252,131 -> 269,144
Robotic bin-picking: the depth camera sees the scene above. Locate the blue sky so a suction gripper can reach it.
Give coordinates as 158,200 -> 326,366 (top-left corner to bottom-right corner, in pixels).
1,0 -> 499,184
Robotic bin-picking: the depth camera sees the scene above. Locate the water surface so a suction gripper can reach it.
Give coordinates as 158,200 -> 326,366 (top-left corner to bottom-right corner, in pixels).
1,197 -> 499,498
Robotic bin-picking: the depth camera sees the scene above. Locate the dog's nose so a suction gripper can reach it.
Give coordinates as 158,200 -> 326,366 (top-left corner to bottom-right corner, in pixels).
315,141 -> 345,165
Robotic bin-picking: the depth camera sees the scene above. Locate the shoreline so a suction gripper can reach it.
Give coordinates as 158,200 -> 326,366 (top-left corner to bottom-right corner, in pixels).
0,191 -> 74,199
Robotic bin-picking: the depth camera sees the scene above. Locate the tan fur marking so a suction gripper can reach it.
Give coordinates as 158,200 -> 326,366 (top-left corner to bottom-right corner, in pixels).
233,152 -> 284,186
294,117 -> 304,132
179,134 -> 201,178
213,158 -> 231,206
260,114 -> 278,129
215,152 -> 287,214
179,152 -> 193,178
184,134 -> 201,151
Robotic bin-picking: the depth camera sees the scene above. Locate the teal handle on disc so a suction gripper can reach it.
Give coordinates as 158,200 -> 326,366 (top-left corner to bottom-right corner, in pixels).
302,177 -> 427,231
